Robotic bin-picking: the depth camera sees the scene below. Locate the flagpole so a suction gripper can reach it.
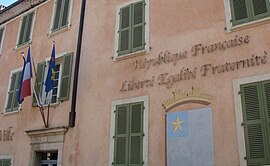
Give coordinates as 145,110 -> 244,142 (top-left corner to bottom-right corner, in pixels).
32,55 -> 48,127
43,41 -> 56,128
31,78 -> 47,128
30,48 -> 48,128
31,68 -> 47,128
47,102 -> 50,128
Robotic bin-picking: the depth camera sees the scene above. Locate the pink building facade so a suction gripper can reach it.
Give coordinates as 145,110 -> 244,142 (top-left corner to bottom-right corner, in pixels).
0,0 -> 270,166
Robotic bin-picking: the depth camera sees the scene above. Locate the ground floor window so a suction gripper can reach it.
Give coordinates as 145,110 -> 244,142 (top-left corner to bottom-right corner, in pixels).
240,80 -> 270,165
109,96 -> 148,166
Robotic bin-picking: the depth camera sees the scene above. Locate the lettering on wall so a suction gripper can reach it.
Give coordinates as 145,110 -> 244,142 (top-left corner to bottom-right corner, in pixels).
120,35 -> 268,91
191,35 -> 249,56
0,126 -> 14,142
134,35 -> 249,70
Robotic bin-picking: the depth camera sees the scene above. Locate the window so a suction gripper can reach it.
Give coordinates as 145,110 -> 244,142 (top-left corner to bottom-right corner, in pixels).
230,0 -> 270,25
17,12 -> 35,47
5,69 -> 22,113
51,0 -> 71,32
39,151 -> 58,166
51,64 -> 61,104
0,27 -> 5,52
0,158 -> 11,166
114,102 -> 144,165
115,0 -> 149,59
33,53 -> 73,106
109,96 -> 148,166
240,80 -> 270,165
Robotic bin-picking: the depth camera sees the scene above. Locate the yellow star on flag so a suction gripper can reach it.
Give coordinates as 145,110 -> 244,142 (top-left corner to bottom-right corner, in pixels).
51,68 -> 55,80
171,116 -> 184,132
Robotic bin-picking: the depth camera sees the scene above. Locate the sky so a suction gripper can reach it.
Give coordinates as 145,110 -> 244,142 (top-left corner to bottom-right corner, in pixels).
0,0 -> 17,7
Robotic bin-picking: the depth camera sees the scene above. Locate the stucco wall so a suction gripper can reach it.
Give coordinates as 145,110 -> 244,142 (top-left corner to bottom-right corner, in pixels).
76,0 -> 270,166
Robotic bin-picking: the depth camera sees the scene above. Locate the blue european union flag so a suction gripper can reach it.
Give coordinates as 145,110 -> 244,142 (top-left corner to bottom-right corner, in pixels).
45,43 -> 56,95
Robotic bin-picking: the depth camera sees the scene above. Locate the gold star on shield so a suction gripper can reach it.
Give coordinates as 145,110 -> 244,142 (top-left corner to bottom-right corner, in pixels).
171,116 -> 184,132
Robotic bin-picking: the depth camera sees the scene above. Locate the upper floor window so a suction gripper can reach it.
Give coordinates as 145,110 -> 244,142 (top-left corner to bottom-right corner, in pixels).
115,0 -> 149,59
5,69 -> 22,113
17,12 -> 35,47
51,0 -> 72,33
230,0 -> 270,26
33,53 -> 73,106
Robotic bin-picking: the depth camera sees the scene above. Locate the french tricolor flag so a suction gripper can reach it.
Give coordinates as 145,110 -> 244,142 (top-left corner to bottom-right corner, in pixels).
17,47 -> 32,104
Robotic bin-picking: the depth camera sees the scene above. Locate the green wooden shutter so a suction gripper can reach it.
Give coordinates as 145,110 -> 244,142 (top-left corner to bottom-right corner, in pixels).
61,0 -> 70,27
33,61 -> 45,106
18,12 -> 34,46
13,71 -> 22,110
25,12 -> 34,44
129,102 -> 143,166
53,0 -> 63,31
231,0 -> 251,25
131,1 -> 145,53
241,83 -> 269,165
0,28 -> 4,48
59,53 -> 73,101
250,0 -> 270,20
118,5 -> 132,56
262,80 -> 270,164
114,105 -> 129,165
6,71 -> 21,112
18,15 -> 27,46
3,159 -> 11,166
6,72 -> 17,112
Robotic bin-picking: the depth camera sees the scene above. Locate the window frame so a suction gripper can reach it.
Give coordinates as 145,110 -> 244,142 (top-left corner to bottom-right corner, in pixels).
233,73 -> 270,166
224,0 -> 270,32
0,155 -> 13,166
49,0 -> 73,36
4,68 -> 23,114
33,52 -> 73,107
109,96 -> 148,166
41,61 -> 63,105
39,53 -> 66,106
16,10 -> 36,49
114,0 -> 149,61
